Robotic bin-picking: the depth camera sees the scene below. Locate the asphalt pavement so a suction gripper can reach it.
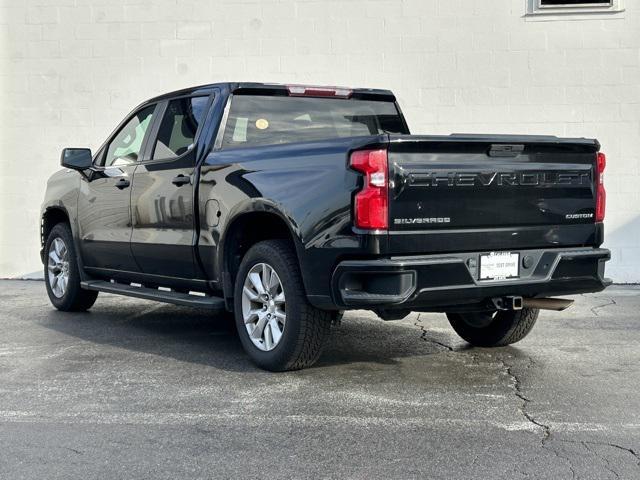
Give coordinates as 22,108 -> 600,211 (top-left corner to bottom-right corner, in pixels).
0,280 -> 638,479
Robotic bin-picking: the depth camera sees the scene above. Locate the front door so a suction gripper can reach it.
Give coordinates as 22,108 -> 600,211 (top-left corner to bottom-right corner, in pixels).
78,104 -> 157,273
130,95 -> 212,279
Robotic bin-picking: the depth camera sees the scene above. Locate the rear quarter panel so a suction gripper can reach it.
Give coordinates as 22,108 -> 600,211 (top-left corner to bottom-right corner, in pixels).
197,136 -> 387,302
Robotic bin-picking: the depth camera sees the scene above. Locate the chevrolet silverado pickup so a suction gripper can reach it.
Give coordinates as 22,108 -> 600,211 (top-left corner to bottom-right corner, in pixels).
41,82 -> 610,371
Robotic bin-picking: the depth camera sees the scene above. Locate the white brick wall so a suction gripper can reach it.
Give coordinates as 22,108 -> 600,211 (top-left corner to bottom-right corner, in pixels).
1,0 -> 639,281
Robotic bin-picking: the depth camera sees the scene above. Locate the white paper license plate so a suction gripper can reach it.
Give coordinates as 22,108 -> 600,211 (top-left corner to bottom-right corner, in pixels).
479,252 -> 520,280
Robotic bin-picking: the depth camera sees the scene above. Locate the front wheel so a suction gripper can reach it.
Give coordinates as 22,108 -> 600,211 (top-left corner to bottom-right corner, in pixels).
446,308 -> 539,347
233,240 -> 331,371
44,223 -> 98,312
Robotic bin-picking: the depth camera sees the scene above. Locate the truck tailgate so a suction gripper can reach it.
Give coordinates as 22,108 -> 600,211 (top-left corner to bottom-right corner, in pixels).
386,134 -> 602,254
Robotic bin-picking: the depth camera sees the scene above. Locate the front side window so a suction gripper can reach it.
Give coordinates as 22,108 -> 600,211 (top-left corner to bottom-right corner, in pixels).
152,96 -> 209,160
104,105 -> 155,167
221,95 -> 408,149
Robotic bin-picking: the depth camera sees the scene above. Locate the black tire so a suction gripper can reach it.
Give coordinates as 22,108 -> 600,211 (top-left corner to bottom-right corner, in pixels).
233,240 -> 331,371
446,308 -> 539,347
44,223 -> 98,312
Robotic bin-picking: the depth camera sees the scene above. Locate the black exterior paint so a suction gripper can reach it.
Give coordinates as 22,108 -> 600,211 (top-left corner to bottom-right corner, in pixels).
41,82 -> 610,313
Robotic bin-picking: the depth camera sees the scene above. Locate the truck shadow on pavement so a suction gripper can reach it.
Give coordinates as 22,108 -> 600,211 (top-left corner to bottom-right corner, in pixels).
42,300 -> 495,373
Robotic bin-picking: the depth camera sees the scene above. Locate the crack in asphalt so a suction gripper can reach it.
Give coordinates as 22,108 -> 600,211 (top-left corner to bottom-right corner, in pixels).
64,447 -> 83,455
589,297 -> 617,317
502,356 -> 640,478
414,314 -> 454,352
414,315 -> 639,478
501,356 -> 577,479
582,441 -> 619,479
565,440 -> 640,471
469,451 -> 480,472
602,442 -> 640,467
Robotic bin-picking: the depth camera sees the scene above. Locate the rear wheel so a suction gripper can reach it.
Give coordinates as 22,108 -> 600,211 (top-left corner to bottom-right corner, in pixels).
233,240 -> 331,371
446,308 -> 539,347
44,223 -> 98,312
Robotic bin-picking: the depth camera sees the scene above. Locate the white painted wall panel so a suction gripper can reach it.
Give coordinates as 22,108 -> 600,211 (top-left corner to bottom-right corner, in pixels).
1,0 -> 638,281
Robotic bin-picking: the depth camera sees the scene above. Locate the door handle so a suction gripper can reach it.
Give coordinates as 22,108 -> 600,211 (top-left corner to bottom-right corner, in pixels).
115,178 -> 130,189
171,174 -> 191,186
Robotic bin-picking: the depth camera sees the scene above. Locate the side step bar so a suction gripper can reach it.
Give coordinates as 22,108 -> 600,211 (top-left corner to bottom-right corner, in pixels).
81,280 -> 226,312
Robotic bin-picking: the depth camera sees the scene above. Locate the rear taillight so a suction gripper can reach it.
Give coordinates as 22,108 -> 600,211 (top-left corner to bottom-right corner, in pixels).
350,149 -> 388,230
596,152 -> 606,222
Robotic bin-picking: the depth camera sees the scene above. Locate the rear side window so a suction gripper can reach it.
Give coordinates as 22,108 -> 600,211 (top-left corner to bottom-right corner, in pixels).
221,95 -> 407,148
152,96 -> 209,160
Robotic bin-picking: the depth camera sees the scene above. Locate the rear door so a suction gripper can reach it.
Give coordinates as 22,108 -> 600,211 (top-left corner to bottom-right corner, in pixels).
78,104 -> 157,273
130,94 -> 213,279
386,135 -> 600,254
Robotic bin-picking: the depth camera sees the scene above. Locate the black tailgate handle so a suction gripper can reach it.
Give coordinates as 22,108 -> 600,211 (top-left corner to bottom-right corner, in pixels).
488,144 -> 525,157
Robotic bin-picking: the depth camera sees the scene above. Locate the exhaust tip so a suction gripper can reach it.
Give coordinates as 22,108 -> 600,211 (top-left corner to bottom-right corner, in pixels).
522,298 -> 574,311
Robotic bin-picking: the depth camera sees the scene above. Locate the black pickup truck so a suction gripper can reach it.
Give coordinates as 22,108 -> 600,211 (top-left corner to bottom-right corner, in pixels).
41,82 -> 610,371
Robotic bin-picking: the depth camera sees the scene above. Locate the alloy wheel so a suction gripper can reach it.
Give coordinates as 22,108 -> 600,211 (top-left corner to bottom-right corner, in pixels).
47,237 -> 69,298
241,263 -> 286,351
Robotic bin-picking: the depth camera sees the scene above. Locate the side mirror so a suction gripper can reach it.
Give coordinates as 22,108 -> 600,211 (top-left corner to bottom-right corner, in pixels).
61,148 -> 93,171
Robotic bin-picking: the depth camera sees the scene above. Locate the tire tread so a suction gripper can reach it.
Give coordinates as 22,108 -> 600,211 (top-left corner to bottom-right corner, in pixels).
499,308 -> 538,346
45,222 -> 98,312
447,307 -> 539,347
234,240 -> 331,371
270,240 -> 331,371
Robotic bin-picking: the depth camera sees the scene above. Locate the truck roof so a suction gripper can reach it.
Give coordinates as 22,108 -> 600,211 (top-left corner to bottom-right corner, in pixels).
144,82 -> 396,104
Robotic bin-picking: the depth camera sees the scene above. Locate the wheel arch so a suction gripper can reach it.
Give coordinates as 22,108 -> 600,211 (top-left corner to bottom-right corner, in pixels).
218,203 -> 305,306
41,206 -> 71,263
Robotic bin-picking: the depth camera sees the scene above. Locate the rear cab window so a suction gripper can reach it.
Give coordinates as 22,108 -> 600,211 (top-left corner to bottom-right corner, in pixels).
221,95 -> 408,148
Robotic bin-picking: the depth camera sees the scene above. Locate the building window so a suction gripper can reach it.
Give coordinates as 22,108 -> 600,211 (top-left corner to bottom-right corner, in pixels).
542,0 -> 611,4
528,0 -> 624,15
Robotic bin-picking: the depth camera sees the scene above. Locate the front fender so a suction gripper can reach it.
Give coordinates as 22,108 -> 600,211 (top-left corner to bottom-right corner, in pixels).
40,169 -> 81,264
